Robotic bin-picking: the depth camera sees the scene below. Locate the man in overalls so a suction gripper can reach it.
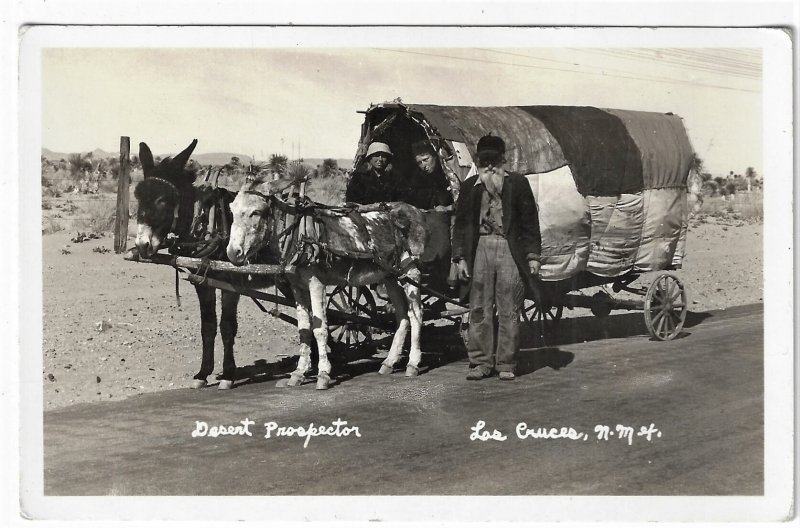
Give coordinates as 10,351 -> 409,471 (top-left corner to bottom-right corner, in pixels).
451,135 -> 542,380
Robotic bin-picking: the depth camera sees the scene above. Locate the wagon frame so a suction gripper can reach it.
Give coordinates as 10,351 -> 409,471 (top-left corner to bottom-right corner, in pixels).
122,100 -> 694,357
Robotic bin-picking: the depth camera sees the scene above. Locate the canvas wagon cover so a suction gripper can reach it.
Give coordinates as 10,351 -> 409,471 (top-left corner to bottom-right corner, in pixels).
362,103 -> 695,280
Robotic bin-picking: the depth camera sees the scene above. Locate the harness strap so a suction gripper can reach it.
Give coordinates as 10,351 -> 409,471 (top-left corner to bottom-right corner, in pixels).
174,267 -> 182,307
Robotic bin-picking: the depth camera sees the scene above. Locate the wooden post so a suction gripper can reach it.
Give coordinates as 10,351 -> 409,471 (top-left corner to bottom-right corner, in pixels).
114,136 -> 131,253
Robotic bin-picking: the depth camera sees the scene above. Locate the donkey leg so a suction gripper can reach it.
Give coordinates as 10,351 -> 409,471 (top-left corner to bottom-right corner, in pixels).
404,267 -> 424,377
379,278 -> 410,375
286,286 -> 314,387
193,285 -> 217,389
308,276 -> 333,390
218,290 -> 240,390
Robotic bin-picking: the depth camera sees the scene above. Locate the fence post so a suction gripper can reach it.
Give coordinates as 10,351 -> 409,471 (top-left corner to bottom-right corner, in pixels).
114,136 -> 131,253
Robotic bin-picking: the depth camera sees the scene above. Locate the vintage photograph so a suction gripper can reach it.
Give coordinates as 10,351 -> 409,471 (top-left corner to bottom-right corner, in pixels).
17,24 -> 793,523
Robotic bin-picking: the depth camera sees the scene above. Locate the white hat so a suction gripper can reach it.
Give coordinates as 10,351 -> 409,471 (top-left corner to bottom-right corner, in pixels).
365,142 -> 393,158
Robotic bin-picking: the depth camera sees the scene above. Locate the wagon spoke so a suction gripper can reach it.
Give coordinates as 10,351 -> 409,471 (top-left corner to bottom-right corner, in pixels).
329,298 -> 345,312
656,313 -> 667,336
651,310 -> 665,328
663,314 -> 674,337
668,311 -> 681,328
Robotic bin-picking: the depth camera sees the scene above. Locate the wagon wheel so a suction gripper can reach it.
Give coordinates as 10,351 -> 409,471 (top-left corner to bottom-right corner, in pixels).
521,299 -> 563,330
326,285 -> 377,349
644,272 -> 687,341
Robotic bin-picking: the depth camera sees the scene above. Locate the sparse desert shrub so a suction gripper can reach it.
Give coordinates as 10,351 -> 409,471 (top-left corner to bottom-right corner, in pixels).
725,182 -> 737,196
287,160 -> 311,183
42,186 -> 61,198
42,217 -> 63,234
75,200 -> 116,232
306,173 -> 347,205
696,190 -> 762,222
701,180 -> 719,197
98,178 -> 118,194
42,201 -> 52,210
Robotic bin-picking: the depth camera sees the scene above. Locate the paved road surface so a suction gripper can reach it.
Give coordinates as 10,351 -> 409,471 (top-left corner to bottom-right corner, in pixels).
44,304 -> 763,496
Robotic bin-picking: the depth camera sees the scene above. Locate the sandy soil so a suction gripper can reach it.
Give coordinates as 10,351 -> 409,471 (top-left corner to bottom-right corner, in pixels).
41,215 -> 763,411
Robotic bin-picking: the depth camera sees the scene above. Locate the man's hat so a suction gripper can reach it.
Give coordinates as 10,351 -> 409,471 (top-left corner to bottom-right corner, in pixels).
476,134 -> 506,157
365,142 -> 393,159
411,140 -> 436,157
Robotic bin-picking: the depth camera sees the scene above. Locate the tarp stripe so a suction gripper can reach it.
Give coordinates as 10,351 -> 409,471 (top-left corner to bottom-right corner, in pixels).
520,106 -> 644,196
604,109 -> 694,189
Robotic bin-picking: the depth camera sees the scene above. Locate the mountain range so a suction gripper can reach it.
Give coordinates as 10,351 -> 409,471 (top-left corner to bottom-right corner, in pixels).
42,148 -> 352,169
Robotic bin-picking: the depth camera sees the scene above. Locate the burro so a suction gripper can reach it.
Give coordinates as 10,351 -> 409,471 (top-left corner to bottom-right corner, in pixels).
264,418 -> 362,448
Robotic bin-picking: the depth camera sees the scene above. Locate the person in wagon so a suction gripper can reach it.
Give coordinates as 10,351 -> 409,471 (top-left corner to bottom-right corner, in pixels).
451,134 -> 542,381
405,140 -> 454,211
345,141 -> 410,205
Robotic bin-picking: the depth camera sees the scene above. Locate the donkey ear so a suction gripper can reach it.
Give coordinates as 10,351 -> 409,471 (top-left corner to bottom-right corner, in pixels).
139,142 -> 155,177
171,139 -> 198,171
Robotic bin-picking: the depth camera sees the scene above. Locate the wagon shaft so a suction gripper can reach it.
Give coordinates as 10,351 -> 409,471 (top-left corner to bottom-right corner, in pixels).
125,250 -> 296,275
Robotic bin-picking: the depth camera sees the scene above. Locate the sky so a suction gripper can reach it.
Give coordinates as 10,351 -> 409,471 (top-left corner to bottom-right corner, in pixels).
42,45 -> 762,175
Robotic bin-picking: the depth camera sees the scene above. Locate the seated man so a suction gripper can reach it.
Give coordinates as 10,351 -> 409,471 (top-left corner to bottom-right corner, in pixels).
405,140 -> 454,211
345,142 -> 410,205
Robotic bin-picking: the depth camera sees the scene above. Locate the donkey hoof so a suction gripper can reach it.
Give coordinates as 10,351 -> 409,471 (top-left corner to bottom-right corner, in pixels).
316,373 -> 332,390
190,379 -> 208,389
218,379 -> 234,390
285,374 -> 305,387
405,365 -> 420,377
378,364 -> 394,375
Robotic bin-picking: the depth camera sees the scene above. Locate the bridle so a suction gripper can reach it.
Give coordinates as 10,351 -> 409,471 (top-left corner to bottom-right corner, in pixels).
149,176 -> 181,235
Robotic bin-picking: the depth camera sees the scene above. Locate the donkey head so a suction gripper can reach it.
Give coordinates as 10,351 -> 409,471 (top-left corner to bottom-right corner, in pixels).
227,174 -> 297,265
133,139 -> 198,258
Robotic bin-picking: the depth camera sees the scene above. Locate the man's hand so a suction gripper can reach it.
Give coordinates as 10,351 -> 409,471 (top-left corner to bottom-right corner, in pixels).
528,260 -> 541,276
456,259 -> 470,281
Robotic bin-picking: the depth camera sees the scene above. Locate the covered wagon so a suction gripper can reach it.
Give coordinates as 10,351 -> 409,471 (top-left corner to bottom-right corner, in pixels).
353,102 -> 695,340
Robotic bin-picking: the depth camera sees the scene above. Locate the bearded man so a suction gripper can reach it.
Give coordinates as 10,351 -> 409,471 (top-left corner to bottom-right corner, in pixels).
451,134 -> 542,381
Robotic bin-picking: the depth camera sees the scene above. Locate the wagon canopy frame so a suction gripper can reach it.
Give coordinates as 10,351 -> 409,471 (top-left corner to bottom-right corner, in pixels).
355,101 -> 695,195
354,101 -> 695,279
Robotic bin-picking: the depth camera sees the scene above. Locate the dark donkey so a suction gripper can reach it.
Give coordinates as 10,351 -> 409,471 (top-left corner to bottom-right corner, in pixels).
133,139 -> 256,389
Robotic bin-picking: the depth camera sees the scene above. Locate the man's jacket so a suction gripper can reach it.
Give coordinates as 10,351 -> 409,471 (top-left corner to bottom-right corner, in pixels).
451,171 -> 542,296
345,169 -> 410,205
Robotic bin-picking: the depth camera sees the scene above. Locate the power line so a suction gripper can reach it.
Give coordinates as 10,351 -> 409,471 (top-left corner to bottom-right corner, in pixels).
575,49 -> 760,80
606,49 -> 760,78
663,48 -> 761,71
374,48 -> 759,94
476,48 -> 758,89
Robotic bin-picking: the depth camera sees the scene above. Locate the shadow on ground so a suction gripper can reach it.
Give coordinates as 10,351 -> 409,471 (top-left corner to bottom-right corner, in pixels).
224,309 -> 714,388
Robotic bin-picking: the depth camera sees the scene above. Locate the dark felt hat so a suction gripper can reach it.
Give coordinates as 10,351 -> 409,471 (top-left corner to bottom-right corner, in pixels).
411,140 -> 436,157
476,134 -> 506,156
476,134 -> 506,167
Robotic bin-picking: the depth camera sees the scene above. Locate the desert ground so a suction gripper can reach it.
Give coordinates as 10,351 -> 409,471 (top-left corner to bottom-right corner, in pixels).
40,191 -> 763,411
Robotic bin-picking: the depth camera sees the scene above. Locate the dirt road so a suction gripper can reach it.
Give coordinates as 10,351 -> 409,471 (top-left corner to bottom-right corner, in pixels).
44,304 -> 763,497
